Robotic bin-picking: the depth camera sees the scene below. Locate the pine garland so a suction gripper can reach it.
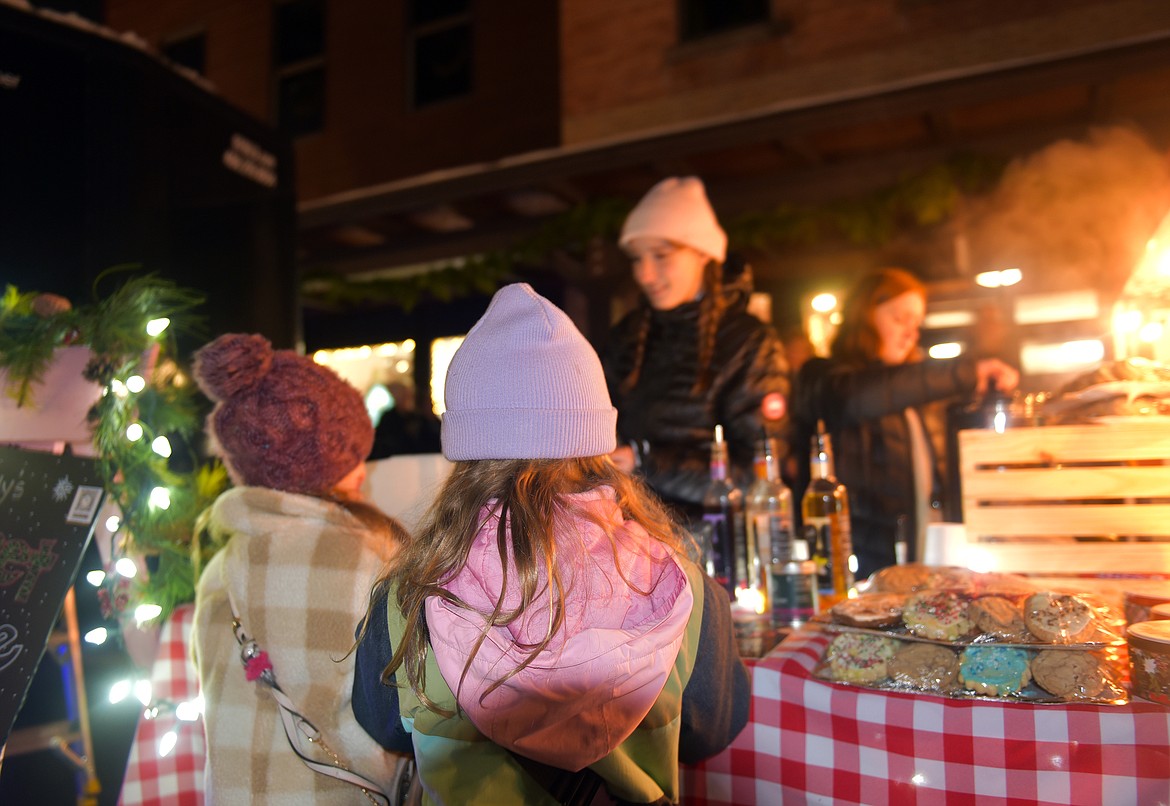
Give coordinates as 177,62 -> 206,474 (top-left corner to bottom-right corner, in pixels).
1,270 -> 227,623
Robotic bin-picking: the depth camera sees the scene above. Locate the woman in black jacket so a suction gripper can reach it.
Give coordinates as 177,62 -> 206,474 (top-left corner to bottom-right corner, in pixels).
603,176 -> 789,524
792,268 -> 1018,579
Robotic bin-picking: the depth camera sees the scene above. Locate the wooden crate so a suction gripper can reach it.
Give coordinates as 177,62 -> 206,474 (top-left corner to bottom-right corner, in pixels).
957,421 -> 1170,575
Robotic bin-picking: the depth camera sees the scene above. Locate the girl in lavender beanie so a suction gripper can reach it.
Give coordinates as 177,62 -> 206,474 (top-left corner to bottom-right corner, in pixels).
353,284 -> 750,804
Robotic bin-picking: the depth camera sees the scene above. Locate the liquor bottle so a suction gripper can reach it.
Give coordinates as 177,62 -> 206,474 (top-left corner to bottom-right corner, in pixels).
801,420 -> 855,604
701,424 -> 746,598
745,433 -> 792,616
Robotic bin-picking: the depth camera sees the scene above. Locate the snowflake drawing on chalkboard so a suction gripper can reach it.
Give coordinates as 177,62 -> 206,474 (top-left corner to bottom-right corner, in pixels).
52,476 -> 74,502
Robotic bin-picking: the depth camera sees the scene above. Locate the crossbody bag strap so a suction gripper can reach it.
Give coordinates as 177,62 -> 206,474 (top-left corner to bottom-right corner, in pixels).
225,587 -> 394,806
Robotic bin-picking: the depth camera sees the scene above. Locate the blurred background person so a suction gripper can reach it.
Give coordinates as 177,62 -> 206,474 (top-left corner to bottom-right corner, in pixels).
369,379 -> 441,460
603,176 -> 790,523
792,268 -> 1019,579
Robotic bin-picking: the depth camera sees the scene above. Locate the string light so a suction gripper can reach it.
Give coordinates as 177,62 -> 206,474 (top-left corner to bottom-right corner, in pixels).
105,515 -> 121,532
135,603 -> 163,626
175,696 -> 204,722
115,558 -> 138,578
149,486 -> 172,510
83,627 -> 108,645
86,569 -> 106,586
811,293 -> 837,312
110,379 -> 128,398
146,317 -> 171,336
125,375 -> 146,393
109,679 -> 132,704
151,436 -> 172,458
126,422 -> 144,442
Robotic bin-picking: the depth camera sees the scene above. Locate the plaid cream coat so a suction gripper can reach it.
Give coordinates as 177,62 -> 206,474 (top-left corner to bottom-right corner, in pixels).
193,487 -> 401,804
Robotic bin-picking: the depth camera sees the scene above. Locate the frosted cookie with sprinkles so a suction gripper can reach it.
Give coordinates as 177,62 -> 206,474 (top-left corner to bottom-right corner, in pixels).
825,632 -> 900,684
903,590 -> 974,641
1024,592 -> 1096,644
959,645 -> 1033,696
1031,649 -> 1106,699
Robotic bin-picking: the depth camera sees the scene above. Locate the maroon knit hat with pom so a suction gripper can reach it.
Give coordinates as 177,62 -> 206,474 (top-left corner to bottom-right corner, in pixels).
192,333 -> 373,495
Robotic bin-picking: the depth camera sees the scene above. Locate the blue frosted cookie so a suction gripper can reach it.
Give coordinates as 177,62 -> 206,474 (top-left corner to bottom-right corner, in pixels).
959,645 -> 1033,696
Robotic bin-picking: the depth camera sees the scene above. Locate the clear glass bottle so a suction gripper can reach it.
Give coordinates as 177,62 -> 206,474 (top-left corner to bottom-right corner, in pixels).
701,424 -> 746,598
801,420 -> 855,604
746,433 -> 792,616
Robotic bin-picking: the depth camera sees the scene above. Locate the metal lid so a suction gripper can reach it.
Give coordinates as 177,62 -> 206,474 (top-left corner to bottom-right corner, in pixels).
1128,620 -> 1170,647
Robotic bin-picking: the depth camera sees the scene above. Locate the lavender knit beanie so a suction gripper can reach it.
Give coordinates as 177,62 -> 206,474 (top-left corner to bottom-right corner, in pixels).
193,333 -> 373,495
441,284 -> 617,460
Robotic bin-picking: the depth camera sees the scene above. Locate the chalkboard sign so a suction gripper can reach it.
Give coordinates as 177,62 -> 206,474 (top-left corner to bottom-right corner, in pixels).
0,446 -> 105,749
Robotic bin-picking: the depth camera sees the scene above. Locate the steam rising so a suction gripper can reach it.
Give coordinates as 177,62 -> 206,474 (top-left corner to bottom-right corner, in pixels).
965,126 -> 1170,301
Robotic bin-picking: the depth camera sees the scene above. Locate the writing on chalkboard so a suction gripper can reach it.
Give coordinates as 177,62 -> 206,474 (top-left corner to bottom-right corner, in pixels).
0,536 -> 61,603
0,623 -> 22,672
0,477 -> 25,505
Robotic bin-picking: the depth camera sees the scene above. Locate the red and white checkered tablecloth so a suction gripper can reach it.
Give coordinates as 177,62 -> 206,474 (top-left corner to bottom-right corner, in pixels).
681,628 -> 1170,806
118,604 -> 205,806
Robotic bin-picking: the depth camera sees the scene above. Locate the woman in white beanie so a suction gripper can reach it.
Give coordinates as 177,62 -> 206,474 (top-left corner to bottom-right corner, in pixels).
352,283 -> 749,805
603,176 -> 790,524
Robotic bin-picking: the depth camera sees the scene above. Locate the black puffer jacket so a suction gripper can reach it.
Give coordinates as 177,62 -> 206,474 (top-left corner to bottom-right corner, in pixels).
791,355 -> 978,579
602,264 -> 789,520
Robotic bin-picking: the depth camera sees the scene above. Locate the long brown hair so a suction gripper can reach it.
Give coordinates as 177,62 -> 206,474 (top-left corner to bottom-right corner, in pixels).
830,268 -> 926,366
620,259 -> 728,395
368,455 -> 686,715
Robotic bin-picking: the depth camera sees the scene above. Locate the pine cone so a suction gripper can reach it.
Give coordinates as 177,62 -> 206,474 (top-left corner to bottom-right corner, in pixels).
83,356 -> 118,384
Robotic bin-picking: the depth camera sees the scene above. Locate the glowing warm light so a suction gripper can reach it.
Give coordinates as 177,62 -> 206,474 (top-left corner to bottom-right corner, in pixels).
1115,309 -> 1143,333
158,730 -> 178,757
176,696 -> 204,722
1059,339 -> 1105,364
829,311 -> 842,326
110,379 -> 128,398
356,345 -> 372,359
395,359 -> 411,374
735,587 -> 767,616
135,604 -> 163,627
811,293 -> 837,313
964,546 -> 997,573
1158,250 -> 1170,279
149,486 -> 172,510
312,350 -> 330,364
84,627 -> 108,645
134,679 -> 153,706
401,339 -> 416,353
151,436 -> 172,458
125,375 -> 146,394
86,569 -> 106,587
146,317 -> 170,336
109,679 -> 132,704
923,310 -> 974,329
105,515 -> 121,532
126,423 -> 144,442
430,336 -> 465,415
975,268 -> 1023,288
928,343 -> 963,359
1139,322 -> 1164,343
115,558 -> 138,578
375,342 -> 399,357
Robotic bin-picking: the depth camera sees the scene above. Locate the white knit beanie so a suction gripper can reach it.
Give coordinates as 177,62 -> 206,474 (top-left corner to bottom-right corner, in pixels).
619,176 -> 728,262
441,283 -> 618,460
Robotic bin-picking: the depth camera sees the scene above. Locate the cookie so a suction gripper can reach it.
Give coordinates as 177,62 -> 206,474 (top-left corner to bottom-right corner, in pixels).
869,564 -> 933,594
928,567 -> 979,591
959,646 -> 1033,696
970,596 -> 1028,641
831,593 -> 905,630
1031,650 -> 1105,699
1024,592 -> 1096,644
903,590 -> 974,641
888,642 -> 960,693
825,632 -> 899,684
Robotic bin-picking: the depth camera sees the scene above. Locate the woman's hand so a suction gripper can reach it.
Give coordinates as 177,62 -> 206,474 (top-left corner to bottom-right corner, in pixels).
609,445 -> 637,473
974,358 -> 1020,395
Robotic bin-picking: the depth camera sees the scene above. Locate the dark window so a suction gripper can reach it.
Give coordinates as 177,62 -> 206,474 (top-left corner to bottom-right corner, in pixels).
278,66 -> 326,137
679,0 -> 769,41
163,33 -> 206,75
273,0 -> 326,136
408,1 -> 472,108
